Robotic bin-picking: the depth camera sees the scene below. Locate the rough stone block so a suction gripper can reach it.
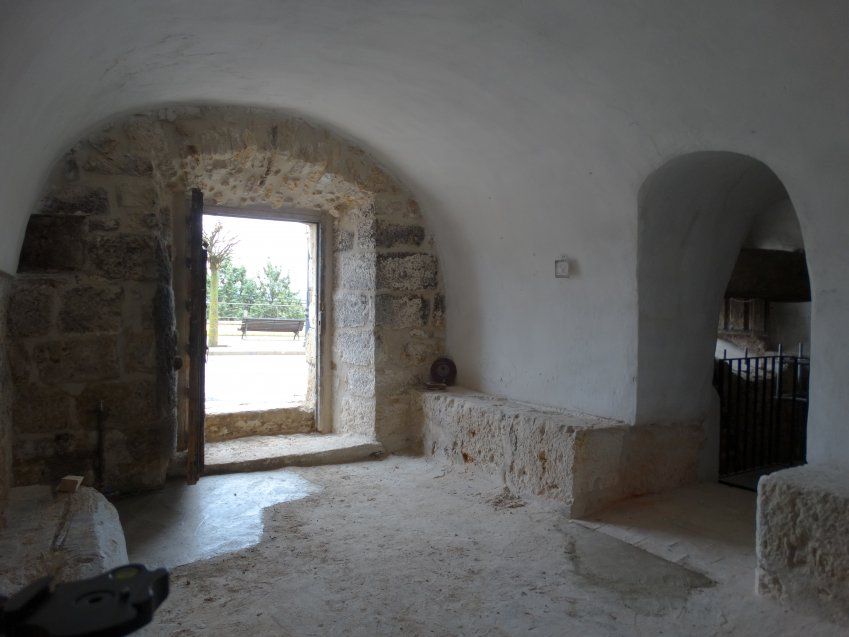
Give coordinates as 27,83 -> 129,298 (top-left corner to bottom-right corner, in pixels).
7,342 -> 33,383
334,330 -> 374,366
33,336 -> 120,384
334,293 -> 370,328
432,293 -> 445,328
18,215 -> 86,272
59,284 -> 123,333
337,395 -> 375,436
375,395 -> 415,453
8,284 -> 55,337
375,221 -> 425,248
101,427 -> 171,492
123,330 -> 156,373
0,275 -> 10,521
40,186 -> 109,216
12,384 -> 75,434
83,151 -> 152,176
356,214 -> 376,250
337,252 -> 375,290
757,465 -> 849,626
335,229 -> 354,253
375,294 -> 429,328
87,234 -> 158,280
205,406 -> 315,442
376,253 -> 438,291
116,182 -> 155,208
89,218 -> 120,232
343,365 -> 376,399
75,379 -> 160,429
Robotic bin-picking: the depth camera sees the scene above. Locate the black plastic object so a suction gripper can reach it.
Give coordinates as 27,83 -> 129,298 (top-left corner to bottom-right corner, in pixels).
0,564 -> 169,636
430,357 -> 457,386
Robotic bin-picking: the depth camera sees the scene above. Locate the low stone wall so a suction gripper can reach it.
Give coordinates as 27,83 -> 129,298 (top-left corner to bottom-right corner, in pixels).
757,464 -> 849,626
205,406 -> 315,442
416,388 -> 703,517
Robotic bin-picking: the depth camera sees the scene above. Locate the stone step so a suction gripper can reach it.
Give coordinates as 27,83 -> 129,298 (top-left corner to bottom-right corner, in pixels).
202,433 -> 385,475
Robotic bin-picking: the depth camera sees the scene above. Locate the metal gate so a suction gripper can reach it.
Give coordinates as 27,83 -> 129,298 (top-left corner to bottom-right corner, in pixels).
713,348 -> 809,490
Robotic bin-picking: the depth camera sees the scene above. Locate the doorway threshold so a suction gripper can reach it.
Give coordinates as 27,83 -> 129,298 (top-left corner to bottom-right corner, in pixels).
203,433 -> 384,475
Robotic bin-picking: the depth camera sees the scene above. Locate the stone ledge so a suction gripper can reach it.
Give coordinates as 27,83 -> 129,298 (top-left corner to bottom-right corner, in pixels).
416,388 -> 703,517
757,464 -> 849,626
205,406 -> 316,442
0,485 -> 128,595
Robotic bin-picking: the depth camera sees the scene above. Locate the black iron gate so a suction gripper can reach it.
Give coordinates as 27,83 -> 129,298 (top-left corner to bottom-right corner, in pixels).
713,348 -> 808,490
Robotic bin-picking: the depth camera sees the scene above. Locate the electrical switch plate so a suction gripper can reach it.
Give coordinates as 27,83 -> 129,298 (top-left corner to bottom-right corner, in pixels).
555,258 -> 570,278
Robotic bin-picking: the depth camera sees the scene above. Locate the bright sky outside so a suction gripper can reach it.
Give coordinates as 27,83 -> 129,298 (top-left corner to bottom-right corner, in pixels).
203,215 -> 310,302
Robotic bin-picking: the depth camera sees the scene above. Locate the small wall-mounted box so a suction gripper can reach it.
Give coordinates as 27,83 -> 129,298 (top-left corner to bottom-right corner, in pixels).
555,257 -> 571,278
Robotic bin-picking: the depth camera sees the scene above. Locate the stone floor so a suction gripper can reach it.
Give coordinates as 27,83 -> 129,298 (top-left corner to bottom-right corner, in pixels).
120,458 -> 843,636
115,470 -> 318,569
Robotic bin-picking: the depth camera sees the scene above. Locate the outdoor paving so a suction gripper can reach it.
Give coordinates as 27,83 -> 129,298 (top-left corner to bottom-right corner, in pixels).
205,333 -> 309,413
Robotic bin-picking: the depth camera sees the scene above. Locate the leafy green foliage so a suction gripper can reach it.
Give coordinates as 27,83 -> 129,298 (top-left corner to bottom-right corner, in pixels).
208,258 -> 305,319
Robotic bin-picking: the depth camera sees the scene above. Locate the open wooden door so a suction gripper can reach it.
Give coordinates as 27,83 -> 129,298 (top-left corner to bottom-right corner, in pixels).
186,189 -> 207,484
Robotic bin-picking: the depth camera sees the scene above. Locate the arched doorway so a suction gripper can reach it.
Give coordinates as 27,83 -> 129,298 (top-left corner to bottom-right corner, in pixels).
635,151 -> 810,483
714,199 -> 811,489
8,106 -> 444,493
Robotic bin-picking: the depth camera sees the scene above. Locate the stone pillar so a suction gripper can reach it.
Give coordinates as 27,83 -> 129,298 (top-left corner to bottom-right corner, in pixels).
331,207 -> 377,437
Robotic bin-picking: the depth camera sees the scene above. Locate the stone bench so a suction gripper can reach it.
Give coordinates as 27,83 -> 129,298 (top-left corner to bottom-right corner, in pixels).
0,485 -> 128,596
757,464 -> 849,626
415,388 -> 704,517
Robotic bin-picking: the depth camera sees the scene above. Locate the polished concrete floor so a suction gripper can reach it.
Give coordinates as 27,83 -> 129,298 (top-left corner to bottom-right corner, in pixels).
132,459 -> 843,636
114,470 -> 319,568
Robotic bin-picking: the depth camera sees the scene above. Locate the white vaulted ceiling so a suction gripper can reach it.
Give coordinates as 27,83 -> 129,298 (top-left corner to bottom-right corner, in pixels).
1,1 -> 848,457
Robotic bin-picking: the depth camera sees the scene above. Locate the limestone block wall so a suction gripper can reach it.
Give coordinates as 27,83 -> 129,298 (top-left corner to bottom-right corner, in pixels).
757,465 -> 849,626
332,206 -> 377,438
417,388 -> 703,517
332,198 -> 444,451
0,273 -> 12,523
373,199 -> 444,452
8,169 -> 176,493
8,106 -> 445,486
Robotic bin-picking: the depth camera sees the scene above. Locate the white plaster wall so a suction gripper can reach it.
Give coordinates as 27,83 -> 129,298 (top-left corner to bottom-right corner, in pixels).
745,199 -> 806,252
768,303 -> 811,355
0,1 -> 847,464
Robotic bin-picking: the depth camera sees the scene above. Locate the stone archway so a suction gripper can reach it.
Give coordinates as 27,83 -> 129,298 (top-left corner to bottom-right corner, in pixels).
8,106 -> 444,493
635,151 -> 807,479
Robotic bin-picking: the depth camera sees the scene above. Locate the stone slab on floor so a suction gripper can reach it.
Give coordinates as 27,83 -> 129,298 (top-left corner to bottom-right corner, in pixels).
203,433 -> 385,474
576,482 -> 757,585
0,485 -> 127,595
416,387 -> 704,517
205,406 -> 315,442
757,464 -> 849,626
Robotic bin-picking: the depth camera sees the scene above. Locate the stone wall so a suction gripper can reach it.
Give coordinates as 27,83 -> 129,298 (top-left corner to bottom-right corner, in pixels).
9,106 -> 445,487
9,165 -> 176,493
417,388 -> 704,517
0,272 -> 12,523
205,407 -> 314,442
